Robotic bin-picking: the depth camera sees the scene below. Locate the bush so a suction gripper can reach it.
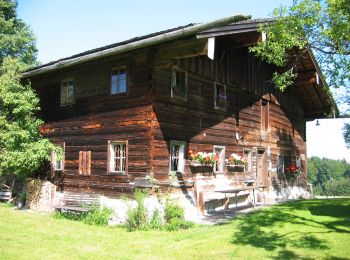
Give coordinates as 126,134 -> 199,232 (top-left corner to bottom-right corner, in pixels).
164,202 -> 184,223
322,178 -> 350,196
163,200 -> 194,231
149,208 -> 163,230
125,189 -> 148,231
165,218 -> 194,231
52,204 -> 113,226
83,205 -> 113,226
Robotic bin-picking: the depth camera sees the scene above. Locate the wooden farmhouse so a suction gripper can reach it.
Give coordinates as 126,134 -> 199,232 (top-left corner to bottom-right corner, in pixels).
23,16 -> 336,212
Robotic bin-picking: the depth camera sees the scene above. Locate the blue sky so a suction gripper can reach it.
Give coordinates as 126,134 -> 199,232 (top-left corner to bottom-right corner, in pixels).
17,0 -> 349,162
17,0 -> 291,63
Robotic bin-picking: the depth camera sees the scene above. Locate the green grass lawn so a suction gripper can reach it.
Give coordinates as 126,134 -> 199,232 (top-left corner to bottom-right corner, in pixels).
0,199 -> 349,260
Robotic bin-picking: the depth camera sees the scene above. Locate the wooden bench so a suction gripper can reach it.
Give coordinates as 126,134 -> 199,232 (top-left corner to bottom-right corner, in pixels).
0,183 -> 12,202
54,193 -> 100,213
0,190 -> 12,202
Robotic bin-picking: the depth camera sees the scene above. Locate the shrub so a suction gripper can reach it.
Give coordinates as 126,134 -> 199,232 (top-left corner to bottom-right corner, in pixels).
164,202 -> 184,223
53,210 -> 83,221
323,178 -> 350,196
125,189 -> 148,231
83,205 -> 113,226
163,200 -> 194,231
165,218 -> 194,231
52,204 -> 113,226
149,208 -> 163,230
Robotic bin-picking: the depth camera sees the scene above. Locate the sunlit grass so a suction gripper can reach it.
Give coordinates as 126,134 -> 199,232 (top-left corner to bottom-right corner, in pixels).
0,199 -> 349,259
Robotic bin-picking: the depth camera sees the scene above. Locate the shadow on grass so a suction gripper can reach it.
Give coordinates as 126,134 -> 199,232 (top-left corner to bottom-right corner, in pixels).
230,199 -> 350,258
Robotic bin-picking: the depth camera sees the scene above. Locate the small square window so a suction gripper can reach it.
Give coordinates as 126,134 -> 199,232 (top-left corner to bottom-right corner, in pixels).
111,67 -> 127,95
60,79 -> 75,106
214,82 -> 227,110
171,67 -> 187,99
169,141 -> 186,173
108,141 -> 127,174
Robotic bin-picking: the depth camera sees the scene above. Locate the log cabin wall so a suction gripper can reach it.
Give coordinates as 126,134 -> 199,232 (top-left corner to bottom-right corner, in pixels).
28,35 -> 308,196
151,46 -> 307,190
29,49 -> 155,196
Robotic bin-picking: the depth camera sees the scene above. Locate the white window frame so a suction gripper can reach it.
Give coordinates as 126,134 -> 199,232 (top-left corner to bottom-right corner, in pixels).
169,140 -> 186,174
213,145 -> 225,173
171,67 -> 187,100
51,143 -> 65,171
60,79 -> 75,106
111,66 -> 127,95
243,148 -> 253,172
108,141 -> 127,175
214,82 -> 227,110
278,154 -> 285,174
296,156 -> 301,168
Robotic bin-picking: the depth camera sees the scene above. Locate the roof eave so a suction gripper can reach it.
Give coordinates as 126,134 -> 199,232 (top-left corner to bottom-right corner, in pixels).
23,14 -> 251,78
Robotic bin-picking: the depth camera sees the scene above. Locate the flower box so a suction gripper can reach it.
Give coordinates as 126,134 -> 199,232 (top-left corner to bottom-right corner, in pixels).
227,165 -> 245,173
189,164 -> 213,175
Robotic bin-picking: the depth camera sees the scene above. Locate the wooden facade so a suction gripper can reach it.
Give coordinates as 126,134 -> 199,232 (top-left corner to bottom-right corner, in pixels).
24,19 -> 335,197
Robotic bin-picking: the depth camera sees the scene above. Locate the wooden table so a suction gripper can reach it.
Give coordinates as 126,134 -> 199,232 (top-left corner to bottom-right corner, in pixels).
215,185 -> 267,214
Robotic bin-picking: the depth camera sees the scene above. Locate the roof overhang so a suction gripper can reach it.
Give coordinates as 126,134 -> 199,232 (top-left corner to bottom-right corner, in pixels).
197,19 -> 338,119
23,14 -> 250,78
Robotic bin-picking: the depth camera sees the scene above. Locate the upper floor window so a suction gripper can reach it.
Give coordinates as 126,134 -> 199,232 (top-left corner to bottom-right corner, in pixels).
169,141 -> 186,173
60,79 -> 74,106
108,141 -> 127,174
214,82 -> 227,110
111,67 -> 127,95
261,99 -> 270,131
171,67 -> 187,99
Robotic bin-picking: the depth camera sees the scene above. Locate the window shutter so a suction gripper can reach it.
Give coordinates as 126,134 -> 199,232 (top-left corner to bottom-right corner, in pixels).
79,151 -> 91,175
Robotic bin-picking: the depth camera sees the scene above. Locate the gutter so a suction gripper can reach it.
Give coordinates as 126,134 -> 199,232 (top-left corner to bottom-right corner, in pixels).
23,14 -> 251,78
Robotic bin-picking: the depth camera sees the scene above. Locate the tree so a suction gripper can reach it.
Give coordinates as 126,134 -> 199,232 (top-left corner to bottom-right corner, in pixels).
0,0 -> 57,176
250,0 -> 350,91
0,58 -> 57,176
0,0 -> 37,67
308,156 -> 350,195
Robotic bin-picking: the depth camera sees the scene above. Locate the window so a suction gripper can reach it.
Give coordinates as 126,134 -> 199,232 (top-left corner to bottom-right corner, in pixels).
243,149 -> 253,172
171,67 -> 187,99
60,79 -> 75,106
79,151 -> 91,176
213,145 -> 225,173
111,67 -> 127,95
214,82 -> 227,110
261,99 -> 270,131
169,141 -> 186,173
296,156 -> 302,168
278,154 -> 285,174
108,141 -> 127,174
51,142 -> 65,171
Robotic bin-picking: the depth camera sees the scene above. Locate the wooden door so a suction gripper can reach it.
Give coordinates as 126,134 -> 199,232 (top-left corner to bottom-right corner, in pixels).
256,148 -> 268,188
